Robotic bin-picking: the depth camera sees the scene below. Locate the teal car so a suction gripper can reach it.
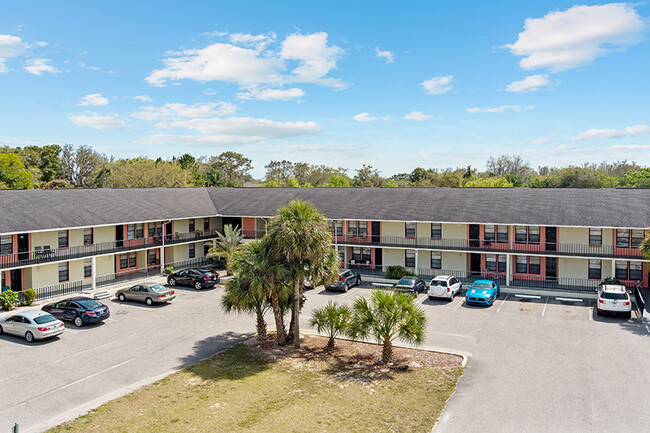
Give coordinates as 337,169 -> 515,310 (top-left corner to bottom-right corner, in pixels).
465,280 -> 500,306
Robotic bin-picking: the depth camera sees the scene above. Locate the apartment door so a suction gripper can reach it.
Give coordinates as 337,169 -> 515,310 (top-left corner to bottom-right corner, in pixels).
10,269 -> 22,291
546,257 -> 557,281
164,221 -> 172,240
545,227 -> 557,251
17,233 -> 29,261
469,225 -> 480,248
374,248 -> 382,271
371,222 -> 381,243
470,254 -> 481,275
116,225 -> 124,248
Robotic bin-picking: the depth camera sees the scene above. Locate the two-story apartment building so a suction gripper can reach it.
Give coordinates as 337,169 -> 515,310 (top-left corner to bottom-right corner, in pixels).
1,187 -> 648,296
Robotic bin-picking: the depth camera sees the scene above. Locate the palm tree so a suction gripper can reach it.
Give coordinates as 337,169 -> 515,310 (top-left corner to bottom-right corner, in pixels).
348,289 -> 427,363
266,200 -> 339,348
310,301 -> 352,353
207,224 -> 245,276
640,235 -> 650,260
221,274 -> 270,340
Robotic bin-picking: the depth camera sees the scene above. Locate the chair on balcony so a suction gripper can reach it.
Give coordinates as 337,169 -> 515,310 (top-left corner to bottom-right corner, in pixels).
43,245 -> 53,258
34,246 -> 43,258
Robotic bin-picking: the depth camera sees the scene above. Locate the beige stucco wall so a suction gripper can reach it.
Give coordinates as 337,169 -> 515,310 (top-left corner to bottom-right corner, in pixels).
381,222 -> 405,237
31,231 -> 58,249
95,226 -> 115,244
68,229 -> 84,247
442,251 -> 467,271
558,227 -> 588,245
96,255 -> 115,276
442,223 -> 466,239
602,228 -> 614,246
173,219 -> 189,234
29,262 -> 59,288
558,257 -> 587,279
383,248 -> 405,267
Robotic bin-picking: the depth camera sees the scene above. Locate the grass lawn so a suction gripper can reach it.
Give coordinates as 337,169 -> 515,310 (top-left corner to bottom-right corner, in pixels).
48,335 -> 463,433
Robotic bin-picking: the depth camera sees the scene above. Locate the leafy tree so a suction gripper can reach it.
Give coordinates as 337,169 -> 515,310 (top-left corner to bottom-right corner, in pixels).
286,177 -> 300,187
0,153 -> 33,189
486,154 -> 533,178
21,144 -> 62,182
384,179 -> 398,187
464,177 -> 513,187
324,175 -> 350,187
263,180 -> 281,187
348,290 -> 427,363
352,164 -> 385,187
310,302 -> 352,353
621,168 -> 650,188
60,144 -> 105,188
206,224 -> 246,276
222,273 -> 271,341
265,160 -> 294,184
205,152 -> 253,187
105,158 -> 192,188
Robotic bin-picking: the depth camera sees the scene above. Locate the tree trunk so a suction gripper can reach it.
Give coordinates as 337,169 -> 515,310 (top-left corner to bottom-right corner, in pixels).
287,307 -> 296,343
327,337 -> 335,354
293,279 -> 301,348
255,311 -> 268,341
226,255 -> 233,276
382,339 -> 393,363
269,289 -> 286,346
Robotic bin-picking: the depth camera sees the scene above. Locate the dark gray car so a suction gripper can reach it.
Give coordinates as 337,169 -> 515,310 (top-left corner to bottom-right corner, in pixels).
325,269 -> 361,292
115,283 -> 176,306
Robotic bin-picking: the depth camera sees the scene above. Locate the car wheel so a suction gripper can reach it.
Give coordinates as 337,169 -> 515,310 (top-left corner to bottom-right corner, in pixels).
344,283 -> 349,292
626,311 -> 632,319
356,276 -> 361,286
168,278 -> 176,286
0,324 -> 3,334
146,298 -> 154,306
194,281 -> 202,290
450,292 -> 454,301
118,293 -> 126,302
596,308 -> 602,316
74,316 -> 84,328
428,296 -> 433,301
25,331 -> 34,343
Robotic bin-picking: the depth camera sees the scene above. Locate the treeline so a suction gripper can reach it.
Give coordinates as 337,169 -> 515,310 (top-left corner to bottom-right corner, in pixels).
1,145 -> 649,189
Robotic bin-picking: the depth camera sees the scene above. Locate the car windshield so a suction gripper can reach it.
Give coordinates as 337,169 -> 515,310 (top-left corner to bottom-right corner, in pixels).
601,292 -> 628,300
33,314 -> 57,324
431,280 -> 448,287
397,278 -> 415,286
472,283 -> 493,290
149,285 -> 167,292
77,300 -> 102,309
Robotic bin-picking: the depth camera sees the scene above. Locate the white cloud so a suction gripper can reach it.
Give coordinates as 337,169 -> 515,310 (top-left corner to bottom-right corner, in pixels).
228,32 -> 276,50
505,74 -> 551,93
134,95 -> 152,102
202,30 -> 228,38
403,111 -> 432,121
165,116 -> 321,138
421,75 -> 453,95
504,4 -> 646,72
79,93 -> 109,106
375,47 -> 394,63
35,41 -> 48,47
69,114 -> 131,130
24,58 -> 59,75
237,87 -> 305,101
280,32 -> 345,89
353,112 -> 378,122
466,105 -> 534,113
523,137 -> 552,145
609,144 -> 650,151
139,134 -> 266,147
131,102 -> 238,121
0,34 -> 28,72
572,125 -> 650,141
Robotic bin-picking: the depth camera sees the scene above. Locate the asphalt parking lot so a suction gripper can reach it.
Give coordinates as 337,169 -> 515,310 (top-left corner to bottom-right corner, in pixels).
2,280 -> 648,433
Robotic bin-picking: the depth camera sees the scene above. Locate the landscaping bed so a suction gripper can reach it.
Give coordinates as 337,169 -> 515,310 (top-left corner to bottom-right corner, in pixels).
49,334 -> 463,433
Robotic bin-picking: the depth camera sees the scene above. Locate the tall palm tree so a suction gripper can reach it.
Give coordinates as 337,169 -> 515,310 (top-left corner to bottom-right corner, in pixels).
310,301 -> 352,353
221,274 -> 270,340
348,289 -> 427,363
207,224 -> 245,276
266,200 -> 338,348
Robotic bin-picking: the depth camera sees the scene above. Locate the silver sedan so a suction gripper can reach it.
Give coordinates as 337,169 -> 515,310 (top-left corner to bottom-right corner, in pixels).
115,283 -> 176,306
0,310 -> 65,342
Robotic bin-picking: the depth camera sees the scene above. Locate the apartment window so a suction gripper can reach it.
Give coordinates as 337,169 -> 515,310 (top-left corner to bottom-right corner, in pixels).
331,220 -> 343,236
528,227 -> 540,244
348,221 -> 358,237
588,260 -> 601,279
135,223 -> 144,239
497,226 -> 508,243
631,230 -> 645,248
484,225 -> 495,242
128,252 -> 136,267
204,218 -> 210,231
58,230 -> 69,248
616,229 -> 629,248
189,219 -> 195,233
358,222 -> 368,238
127,224 -> 135,240
0,235 -> 12,255
528,257 -> 541,274
189,243 -> 195,258
337,246 -> 345,263
58,262 -> 69,282
589,228 -> 602,246
83,228 -> 93,245
362,248 -> 371,263
148,222 -> 162,237
515,226 -> 539,244
498,255 -> 507,272
405,223 -> 416,238
148,249 -> 157,265
405,250 -> 416,267
352,247 -> 361,261
431,251 -> 441,269
120,254 -> 128,269
630,262 -> 643,280
431,223 -> 442,240
84,259 -> 92,278
617,261 -> 643,281
486,254 -> 497,271
515,227 -> 527,243
516,256 -> 527,273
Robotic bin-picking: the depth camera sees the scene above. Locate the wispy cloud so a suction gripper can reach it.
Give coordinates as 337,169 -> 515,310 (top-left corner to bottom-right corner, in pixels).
375,47 -> 394,63
403,111 -> 432,121
572,125 -> 650,141
79,93 -> 109,106
421,75 -> 453,95
24,58 -> 59,75
69,114 -> 130,130
505,75 -> 551,93
466,105 -> 534,114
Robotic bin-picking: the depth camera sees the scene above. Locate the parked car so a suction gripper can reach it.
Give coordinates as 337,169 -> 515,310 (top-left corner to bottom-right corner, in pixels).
304,277 -> 314,290
0,310 -> 65,342
116,283 -> 176,305
394,276 -> 426,296
167,268 -> 220,290
42,297 -> 110,327
465,280 -> 500,306
428,275 -> 463,301
597,284 -> 632,318
326,269 -> 361,292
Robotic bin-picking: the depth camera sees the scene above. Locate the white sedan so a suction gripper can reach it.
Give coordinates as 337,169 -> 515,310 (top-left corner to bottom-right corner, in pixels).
0,310 -> 65,342
428,275 -> 463,301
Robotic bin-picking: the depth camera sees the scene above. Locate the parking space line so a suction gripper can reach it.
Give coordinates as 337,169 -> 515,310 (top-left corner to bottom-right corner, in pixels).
496,293 -> 509,312
515,294 -> 541,299
105,318 -> 119,322
556,297 -> 583,302
455,296 -> 464,309
340,288 -> 359,299
541,296 -> 549,317
416,294 -> 427,305
589,307 -> 593,321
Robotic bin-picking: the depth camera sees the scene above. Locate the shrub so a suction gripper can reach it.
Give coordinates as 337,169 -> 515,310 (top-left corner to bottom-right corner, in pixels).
0,289 -> 19,311
600,277 -> 622,286
385,265 -> 418,280
22,288 -> 37,306
163,266 -> 174,275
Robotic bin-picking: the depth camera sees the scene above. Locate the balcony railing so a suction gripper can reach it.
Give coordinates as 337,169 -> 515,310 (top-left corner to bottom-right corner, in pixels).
0,229 -> 220,270
331,233 -> 644,260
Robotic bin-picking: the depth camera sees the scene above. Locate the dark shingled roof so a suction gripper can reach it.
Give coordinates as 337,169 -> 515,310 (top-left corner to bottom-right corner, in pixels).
1,187 -> 649,234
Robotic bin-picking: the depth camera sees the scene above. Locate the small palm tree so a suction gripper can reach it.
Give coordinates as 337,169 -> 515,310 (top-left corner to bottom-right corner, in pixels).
221,274 -> 270,340
309,301 -> 352,353
640,234 -> 650,260
348,289 -> 427,363
207,224 -> 245,276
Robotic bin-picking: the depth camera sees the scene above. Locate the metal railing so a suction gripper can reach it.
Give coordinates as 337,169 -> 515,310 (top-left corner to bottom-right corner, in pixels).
633,282 -> 645,318
0,229 -> 220,270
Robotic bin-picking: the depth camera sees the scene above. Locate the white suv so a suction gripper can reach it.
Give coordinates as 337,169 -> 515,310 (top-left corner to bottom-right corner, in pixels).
597,284 -> 632,318
428,275 -> 462,301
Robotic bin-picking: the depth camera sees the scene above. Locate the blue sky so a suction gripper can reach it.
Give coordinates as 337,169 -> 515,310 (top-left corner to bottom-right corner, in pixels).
1,1 -> 649,177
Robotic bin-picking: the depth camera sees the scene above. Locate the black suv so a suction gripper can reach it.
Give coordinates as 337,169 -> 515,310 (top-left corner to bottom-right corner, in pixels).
326,269 -> 361,292
167,268 -> 220,290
